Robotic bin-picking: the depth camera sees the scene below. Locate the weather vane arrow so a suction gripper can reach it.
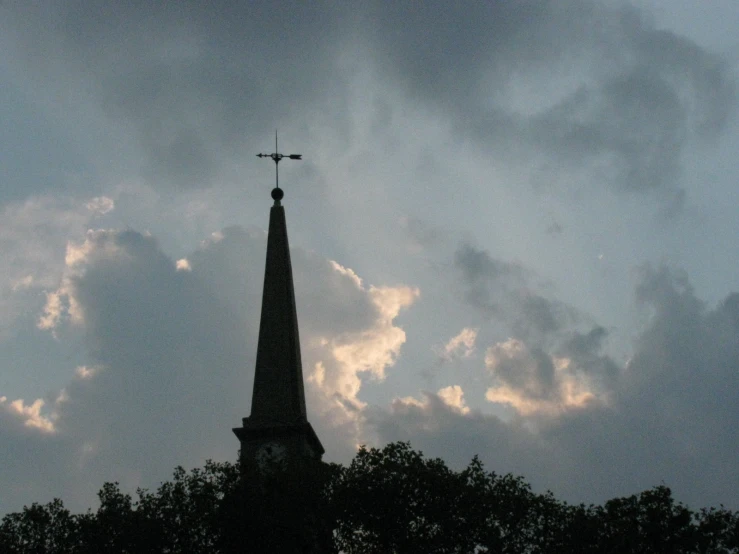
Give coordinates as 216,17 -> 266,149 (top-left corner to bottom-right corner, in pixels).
256,131 -> 302,192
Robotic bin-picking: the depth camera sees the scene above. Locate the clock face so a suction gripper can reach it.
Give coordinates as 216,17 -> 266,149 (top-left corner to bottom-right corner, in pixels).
256,441 -> 287,467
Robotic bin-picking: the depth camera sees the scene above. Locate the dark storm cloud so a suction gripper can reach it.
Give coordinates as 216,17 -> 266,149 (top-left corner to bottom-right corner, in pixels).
557,325 -> 619,385
2,1 -> 351,189
0,228 -> 257,513
454,241 -> 578,340
372,265 -> 739,509
400,216 -> 445,251
519,294 -> 572,336
454,242 -> 524,314
58,230 -> 251,476
491,343 -> 558,401
0,231 -> 213,514
621,265 -> 739,443
0,224 -> 388,513
4,1 -> 733,198
0,405 -> 81,515
546,264 -> 739,505
357,0 -> 735,196
365,392 -> 555,491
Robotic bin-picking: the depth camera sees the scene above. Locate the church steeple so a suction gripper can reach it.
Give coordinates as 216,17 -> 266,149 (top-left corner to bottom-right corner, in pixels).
233,152 -> 324,465
248,188 -> 307,422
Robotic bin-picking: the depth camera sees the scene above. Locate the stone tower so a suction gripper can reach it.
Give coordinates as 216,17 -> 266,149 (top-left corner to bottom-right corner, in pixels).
233,187 -> 324,467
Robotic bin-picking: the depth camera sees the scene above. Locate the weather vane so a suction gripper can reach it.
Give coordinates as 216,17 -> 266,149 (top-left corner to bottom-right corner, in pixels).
256,131 -> 302,192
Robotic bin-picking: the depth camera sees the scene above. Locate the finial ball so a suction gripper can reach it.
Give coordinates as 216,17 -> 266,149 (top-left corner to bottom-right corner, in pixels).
271,187 -> 284,201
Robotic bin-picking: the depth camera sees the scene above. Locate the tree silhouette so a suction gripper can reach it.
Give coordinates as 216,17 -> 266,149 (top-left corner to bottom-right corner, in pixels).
1,442 -> 737,553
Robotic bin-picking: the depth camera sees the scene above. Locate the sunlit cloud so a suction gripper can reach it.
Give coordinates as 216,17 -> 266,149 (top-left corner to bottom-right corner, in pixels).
393,385 -> 471,421
305,262 -> 419,445
0,396 -> 56,434
437,385 -> 470,415
74,366 -> 101,380
11,275 -> 34,291
85,196 -> 115,216
175,258 -> 192,272
484,338 -> 598,416
441,327 -> 478,360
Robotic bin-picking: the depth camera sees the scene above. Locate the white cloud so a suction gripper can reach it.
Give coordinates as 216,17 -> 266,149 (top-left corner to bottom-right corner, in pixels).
392,386 -> 471,427
74,366 -> 100,380
11,275 -> 34,291
484,338 -> 598,416
441,327 -> 478,360
64,230 -> 126,268
38,229 -> 145,332
175,258 -> 192,272
329,260 -> 363,289
85,196 -> 115,216
436,385 -> 470,415
303,262 -> 419,449
37,286 -> 83,332
329,285 -> 418,386
0,196 -> 98,337
0,396 -> 56,434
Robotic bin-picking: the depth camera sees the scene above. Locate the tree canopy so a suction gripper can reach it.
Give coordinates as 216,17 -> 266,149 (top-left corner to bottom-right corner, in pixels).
1,442 -> 737,553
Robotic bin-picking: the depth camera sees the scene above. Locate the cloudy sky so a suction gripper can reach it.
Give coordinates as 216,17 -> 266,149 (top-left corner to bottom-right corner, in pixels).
1,1 -> 738,514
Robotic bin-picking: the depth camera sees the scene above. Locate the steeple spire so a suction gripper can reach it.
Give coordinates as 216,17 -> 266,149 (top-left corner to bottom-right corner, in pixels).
249,192 -> 306,422
234,143 -> 323,465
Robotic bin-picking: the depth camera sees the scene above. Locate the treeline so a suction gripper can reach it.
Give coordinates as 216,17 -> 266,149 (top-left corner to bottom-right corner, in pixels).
1,442 -> 737,553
